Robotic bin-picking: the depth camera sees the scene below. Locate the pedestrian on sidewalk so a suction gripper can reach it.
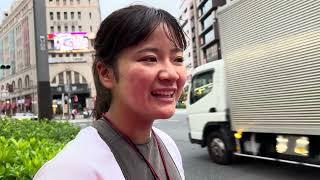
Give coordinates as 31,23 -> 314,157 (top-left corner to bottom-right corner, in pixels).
34,4 -> 186,180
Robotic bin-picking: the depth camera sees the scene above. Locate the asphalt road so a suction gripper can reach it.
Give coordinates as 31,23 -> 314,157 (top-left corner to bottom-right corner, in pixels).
72,110 -> 320,180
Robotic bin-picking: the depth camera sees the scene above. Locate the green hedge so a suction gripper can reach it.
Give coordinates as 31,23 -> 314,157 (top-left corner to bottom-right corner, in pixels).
0,119 -> 80,180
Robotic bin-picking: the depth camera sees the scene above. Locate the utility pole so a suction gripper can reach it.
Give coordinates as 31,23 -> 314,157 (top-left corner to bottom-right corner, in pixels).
33,0 -> 53,119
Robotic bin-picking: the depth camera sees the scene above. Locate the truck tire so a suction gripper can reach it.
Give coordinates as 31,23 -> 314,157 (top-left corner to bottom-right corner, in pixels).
207,131 -> 233,165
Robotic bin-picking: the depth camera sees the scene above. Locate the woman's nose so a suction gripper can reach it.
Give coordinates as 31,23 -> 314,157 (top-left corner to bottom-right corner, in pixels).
158,63 -> 179,81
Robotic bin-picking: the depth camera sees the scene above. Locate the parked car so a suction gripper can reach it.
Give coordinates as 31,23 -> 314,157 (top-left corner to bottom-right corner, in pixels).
12,113 -> 38,120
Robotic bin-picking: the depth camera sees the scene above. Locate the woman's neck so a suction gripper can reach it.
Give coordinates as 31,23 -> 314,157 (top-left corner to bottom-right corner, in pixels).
106,105 -> 154,144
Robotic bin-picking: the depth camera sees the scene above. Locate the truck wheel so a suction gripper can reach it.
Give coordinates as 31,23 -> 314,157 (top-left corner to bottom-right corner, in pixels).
207,131 -> 233,165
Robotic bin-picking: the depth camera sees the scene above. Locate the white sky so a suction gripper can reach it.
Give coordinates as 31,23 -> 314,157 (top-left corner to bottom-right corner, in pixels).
0,0 -> 181,22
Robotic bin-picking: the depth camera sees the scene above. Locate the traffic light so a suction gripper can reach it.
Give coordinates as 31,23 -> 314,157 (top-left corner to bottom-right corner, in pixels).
0,64 -> 10,69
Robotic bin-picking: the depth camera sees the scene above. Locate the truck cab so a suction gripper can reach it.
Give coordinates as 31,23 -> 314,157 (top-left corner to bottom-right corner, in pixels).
186,60 -> 234,164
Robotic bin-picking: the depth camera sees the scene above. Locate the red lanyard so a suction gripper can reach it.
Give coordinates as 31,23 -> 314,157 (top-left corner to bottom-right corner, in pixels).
102,113 -> 171,180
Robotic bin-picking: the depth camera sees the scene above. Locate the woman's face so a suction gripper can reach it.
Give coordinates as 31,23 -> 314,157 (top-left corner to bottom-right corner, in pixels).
111,25 -> 187,120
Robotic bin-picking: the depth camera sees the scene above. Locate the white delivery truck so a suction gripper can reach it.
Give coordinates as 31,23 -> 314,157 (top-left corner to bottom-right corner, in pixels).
186,0 -> 320,167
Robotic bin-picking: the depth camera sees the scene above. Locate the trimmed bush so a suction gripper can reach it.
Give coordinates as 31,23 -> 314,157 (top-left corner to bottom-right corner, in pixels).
0,119 -> 80,179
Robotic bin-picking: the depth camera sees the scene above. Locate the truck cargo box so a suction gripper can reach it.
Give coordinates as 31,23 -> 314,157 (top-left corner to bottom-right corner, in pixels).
217,0 -> 320,135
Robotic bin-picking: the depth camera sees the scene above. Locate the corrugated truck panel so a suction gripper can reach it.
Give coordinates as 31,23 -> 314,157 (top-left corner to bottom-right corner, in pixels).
218,0 -> 320,135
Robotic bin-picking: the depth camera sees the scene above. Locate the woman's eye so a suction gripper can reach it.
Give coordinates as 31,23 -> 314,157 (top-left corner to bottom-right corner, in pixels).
174,57 -> 184,63
140,56 -> 157,62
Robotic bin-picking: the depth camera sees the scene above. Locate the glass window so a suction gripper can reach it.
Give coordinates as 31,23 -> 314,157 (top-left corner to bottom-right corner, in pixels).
77,0 -> 80,4
71,12 -> 74,19
78,12 -> 81,19
66,71 -> 72,84
74,72 -> 80,83
57,12 -> 60,20
64,26 -> 68,32
63,0 -> 66,5
50,26 -> 54,32
203,14 -> 213,30
57,26 -> 61,32
70,0 -> 73,4
71,26 -> 75,31
190,70 -> 214,104
78,26 -> 82,31
204,30 -> 214,44
64,12 -> 67,19
82,76 -> 87,83
52,77 -> 56,84
58,73 -> 63,84
50,12 -> 53,20
89,12 -> 92,19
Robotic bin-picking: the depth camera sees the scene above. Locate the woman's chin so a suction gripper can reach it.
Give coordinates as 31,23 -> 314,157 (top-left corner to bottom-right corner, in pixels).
154,108 -> 176,119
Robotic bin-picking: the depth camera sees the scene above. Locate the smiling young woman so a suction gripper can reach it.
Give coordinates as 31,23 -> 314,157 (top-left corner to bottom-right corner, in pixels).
34,5 -> 187,180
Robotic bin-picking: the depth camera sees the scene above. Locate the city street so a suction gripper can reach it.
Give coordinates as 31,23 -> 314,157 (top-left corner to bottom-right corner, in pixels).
71,109 -> 320,180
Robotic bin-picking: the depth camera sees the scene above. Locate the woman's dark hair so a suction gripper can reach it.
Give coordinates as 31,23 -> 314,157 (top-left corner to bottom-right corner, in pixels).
93,5 -> 187,119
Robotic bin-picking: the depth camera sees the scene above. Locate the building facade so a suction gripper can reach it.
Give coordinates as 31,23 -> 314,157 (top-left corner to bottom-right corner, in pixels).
179,0 -> 198,83
46,0 -> 101,116
180,0 -> 226,69
0,0 -> 101,116
0,0 -> 38,115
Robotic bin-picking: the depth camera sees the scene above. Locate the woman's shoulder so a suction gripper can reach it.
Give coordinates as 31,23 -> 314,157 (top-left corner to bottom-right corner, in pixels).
33,126 -> 116,179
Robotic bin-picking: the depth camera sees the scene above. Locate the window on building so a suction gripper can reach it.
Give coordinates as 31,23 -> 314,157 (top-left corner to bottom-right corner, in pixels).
57,26 -> 61,32
82,76 -> 87,83
73,53 -> 77,57
52,53 -> 56,58
50,41 -> 54,49
74,72 -> 80,84
90,26 -> 92,32
18,79 -> 22,89
88,0 -> 91,4
59,53 -> 63,57
78,12 -> 81,19
204,30 -> 214,44
50,12 -> 53,20
190,70 -> 214,104
25,75 -> 30,88
50,26 -> 54,32
80,53 -> 84,56
71,26 -> 75,31
58,73 -> 63,84
64,26 -> 68,32
89,12 -> 92,19
66,71 -> 72,84
66,53 -> 70,57
70,0 -> 73,4
78,26 -> 82,31
52,77 -> 56,84
49,0 -> 53,2
57,12 -> 60,20
63,0 -> 66,5
77,0 -> 80,4
64,12 -> 67,19
56,0 -> 60,5
71,12 -> 74,19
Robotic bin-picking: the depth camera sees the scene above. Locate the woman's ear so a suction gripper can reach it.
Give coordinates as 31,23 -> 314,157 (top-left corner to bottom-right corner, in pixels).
96,61 -> 115,89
